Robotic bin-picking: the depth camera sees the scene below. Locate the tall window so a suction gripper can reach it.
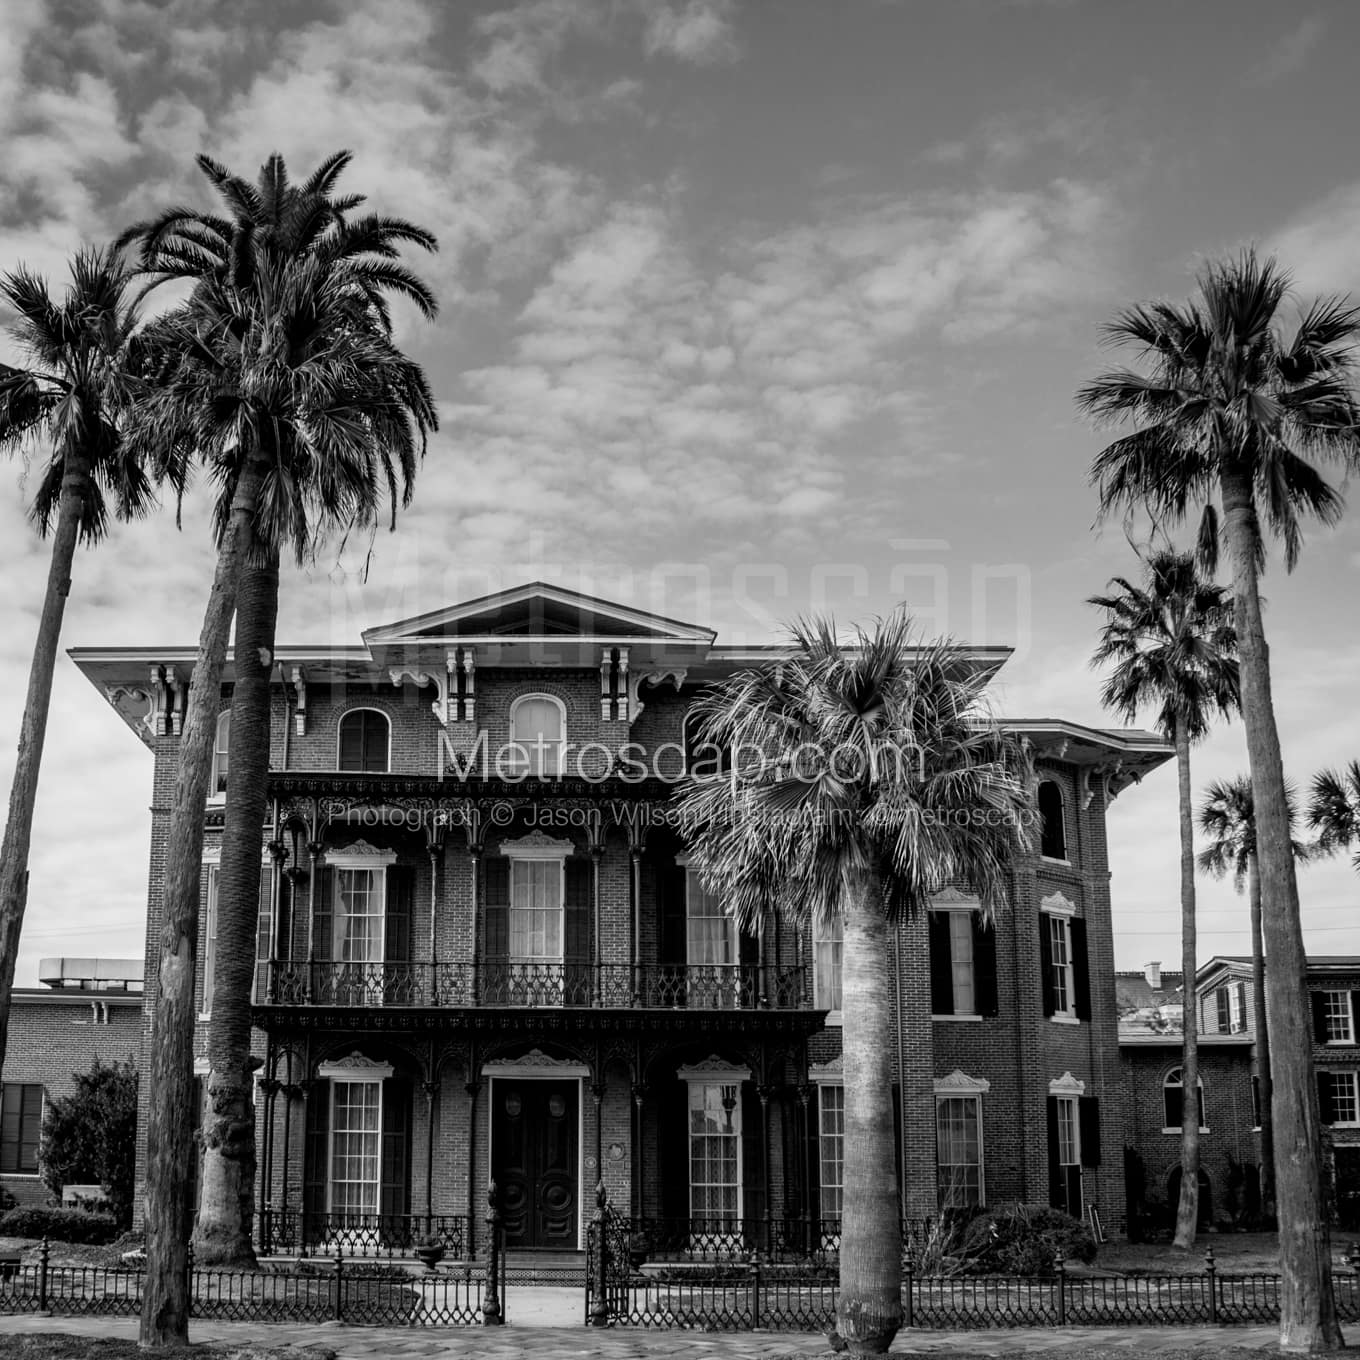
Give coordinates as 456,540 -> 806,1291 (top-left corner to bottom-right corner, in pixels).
1054,1095 -> 1079,1170
1228,982 -> 1246,1034
511,859 -> 563,961
814,916 -> 843,1014
1047,914 -> 1073,1017
936,1096 -> 983,1208
329,1081 -> 382,1218
818,1084 -> 845,1218
211,711 -> 230,797
1322,991 -> 1355,1044
688,1083 -> 740,1223
947,913 -> 975,1015
335,868 -> 385,964
509,695 -> 565,776
1325,1071 -> 1359,1125
686,870 -> 735,966
202,866 -> 219,1014
0,1083 -> 43,1174
1162,1066 -> 1207,1131
1038,781 -> 1066,860
338,709 -> 390,773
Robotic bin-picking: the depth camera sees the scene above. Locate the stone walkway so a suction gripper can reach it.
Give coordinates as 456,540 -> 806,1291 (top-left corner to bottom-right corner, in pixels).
0,1313 -> 1294,1357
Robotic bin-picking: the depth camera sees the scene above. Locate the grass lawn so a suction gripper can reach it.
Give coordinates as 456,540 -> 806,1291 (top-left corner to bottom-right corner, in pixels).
1089,1231 -> 1283,1275
2,1340 -> 337,1360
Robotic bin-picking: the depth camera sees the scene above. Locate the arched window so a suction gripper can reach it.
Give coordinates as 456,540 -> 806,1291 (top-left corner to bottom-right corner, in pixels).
337,709 -> 390,773
1163,1066 -> 1206,1131
211,711 -> 231,796
509,695 -> 565,776
1038,781 -> 1066,860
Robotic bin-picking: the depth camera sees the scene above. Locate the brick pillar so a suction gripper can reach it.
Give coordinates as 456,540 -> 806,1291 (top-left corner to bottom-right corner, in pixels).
895,912 -> 936,1219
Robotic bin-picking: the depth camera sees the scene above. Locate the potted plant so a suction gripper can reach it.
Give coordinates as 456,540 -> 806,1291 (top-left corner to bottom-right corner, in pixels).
414,1236 -> 445,1270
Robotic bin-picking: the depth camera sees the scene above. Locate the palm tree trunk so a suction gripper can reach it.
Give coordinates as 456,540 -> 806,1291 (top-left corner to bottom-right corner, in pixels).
0,449 -> 93,1075
192,549 -> 279,1267
1220,470 -> 1342,1350
140,458 -> 266,1350
836,865 -> 902,1357
1172,715 -> 1200,1249
1248,853 -> 1275,1221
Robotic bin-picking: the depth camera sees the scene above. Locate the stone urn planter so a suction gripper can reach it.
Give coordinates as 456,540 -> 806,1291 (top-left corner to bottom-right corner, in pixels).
414,1240 -> 446,1271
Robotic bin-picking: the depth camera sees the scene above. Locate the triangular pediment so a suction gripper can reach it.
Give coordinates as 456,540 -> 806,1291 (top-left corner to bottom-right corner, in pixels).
364,582 -> 716,648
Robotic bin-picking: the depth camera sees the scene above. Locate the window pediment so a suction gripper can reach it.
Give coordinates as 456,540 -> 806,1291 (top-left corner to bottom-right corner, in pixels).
934,1069 -> 990,1095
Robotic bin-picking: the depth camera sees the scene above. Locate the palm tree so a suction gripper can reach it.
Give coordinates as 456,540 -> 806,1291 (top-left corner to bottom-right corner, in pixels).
1198,776 -> 1313,1222
1089,548 -> 1238,1251
1078,248 -> 1360,1349
0,247 -> 169,1082
120,152 -> 437,1342
1308,761 -> 1360,872
675,612 -> 1032,1357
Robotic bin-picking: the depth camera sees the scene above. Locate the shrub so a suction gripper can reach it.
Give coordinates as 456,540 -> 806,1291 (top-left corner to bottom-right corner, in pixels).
0,1206 -> 120,1244
39,1057 -> 137,1228
0,1187 -> 16,1213
958,1203 -> 1097,1277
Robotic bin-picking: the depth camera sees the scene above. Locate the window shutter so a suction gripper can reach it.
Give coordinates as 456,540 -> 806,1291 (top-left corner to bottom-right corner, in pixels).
1078,1096 -> 1101,1167
380,1078 -> 412,1226
1216,988 -> 1231,1033
659,1080 -> 689,1221
1311,991 -> 1328,1043
928,912 -> 954,1015
313,867 -> 333,964
660,863 -> 687,967
741,1084 -> 765,1225
1251,1075 -> 1261,1127
254,864 -> 274,1002
1046,1096 -> 1062,1207
1071,918 -> 1091,1021
973,915 -> 999,1018
564,858 -> 593,1003
484,856 -> 510,965
386,865 -> 414,963
1039,917 -> 1056,1017
1317,1071 -> 1337,1126
339,715 -> 364,771
1352,993 -> 1360,1042
303,1083 -> 330,1242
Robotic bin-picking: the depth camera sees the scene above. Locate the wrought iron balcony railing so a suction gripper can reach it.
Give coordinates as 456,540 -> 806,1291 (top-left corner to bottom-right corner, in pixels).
259,960 -> 811,1011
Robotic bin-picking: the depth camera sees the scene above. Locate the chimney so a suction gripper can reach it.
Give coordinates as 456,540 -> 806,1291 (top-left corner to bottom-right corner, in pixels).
1144,961 -> 1162,990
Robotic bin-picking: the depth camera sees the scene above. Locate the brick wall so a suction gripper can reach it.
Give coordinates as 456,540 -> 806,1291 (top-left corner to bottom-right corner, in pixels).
0,990 -> 142,1206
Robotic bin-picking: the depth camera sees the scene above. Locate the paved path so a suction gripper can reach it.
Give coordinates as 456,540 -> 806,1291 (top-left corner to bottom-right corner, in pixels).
0,1313 -> 1293,1357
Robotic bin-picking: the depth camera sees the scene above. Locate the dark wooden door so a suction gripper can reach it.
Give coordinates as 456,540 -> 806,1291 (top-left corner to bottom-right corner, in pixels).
492,1080 -> 579,1249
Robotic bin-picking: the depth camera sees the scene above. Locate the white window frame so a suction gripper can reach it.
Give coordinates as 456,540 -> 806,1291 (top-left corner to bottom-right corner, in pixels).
1043,897 -> 1077,1023
813,915 -> 843,1023
678,1059 -> 749,1232
817,1082 -> 844,1219
318,1056 -> 394,1236
934,1071 -> 989,1209
1322,991 -> 1355,1045
1328,1070 -> 1360,1127
1161,1065 -> 1209,1134
209,710 -> 230,803
500,833 -> 572,967
930,897 -> 983,1021
1228,983 -> 1246,1034
328,845 -> 396,1003
507,693 -> 567,777
336,707 -> 392,774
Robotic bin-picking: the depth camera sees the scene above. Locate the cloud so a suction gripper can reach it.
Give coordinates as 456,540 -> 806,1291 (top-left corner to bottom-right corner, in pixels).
1269,182 -> 1360,299
1249,15 -> 1326,86
641,0 -> 740,64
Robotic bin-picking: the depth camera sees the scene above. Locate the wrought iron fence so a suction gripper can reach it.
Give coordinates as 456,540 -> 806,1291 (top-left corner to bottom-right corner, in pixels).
262,960 -> 810,1010
0,1238 -> 500,1328
256,1208 -> 472,1259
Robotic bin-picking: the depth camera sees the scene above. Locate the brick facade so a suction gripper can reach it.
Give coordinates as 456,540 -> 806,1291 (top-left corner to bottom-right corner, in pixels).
71,584 -> 1171,1251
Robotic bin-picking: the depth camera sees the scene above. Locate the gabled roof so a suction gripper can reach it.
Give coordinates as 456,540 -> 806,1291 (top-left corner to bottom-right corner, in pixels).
362,581 -> 718,649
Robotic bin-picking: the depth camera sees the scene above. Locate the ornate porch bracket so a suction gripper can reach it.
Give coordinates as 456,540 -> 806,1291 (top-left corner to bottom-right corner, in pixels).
290,666 -> 307,735
390,664 -> 450,727
626,666 -> 687,724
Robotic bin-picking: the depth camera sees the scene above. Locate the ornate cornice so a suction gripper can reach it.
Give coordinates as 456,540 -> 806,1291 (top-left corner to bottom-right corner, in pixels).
934,1068 -> 991,1095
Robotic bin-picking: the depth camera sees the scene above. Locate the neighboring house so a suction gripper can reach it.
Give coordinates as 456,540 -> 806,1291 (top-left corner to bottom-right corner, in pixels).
0,959 -> 142,1207
72,582 -> 1171,1253
1120,954 -> 1360,1232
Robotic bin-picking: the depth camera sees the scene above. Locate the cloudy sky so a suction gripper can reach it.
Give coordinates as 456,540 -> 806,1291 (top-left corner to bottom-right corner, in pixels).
2,0 -> 1358,985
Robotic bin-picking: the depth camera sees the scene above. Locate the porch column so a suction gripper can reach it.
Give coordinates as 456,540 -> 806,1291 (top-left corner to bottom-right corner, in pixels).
305,839 -> 323,1002
758,1082 -> 774,1251
631,1082 -> 648,1217
465,1076 -> 482,1257
423,1079 -> 440,1220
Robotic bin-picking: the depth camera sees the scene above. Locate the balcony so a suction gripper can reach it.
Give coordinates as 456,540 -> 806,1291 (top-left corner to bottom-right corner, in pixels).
258,960 -> 812,1011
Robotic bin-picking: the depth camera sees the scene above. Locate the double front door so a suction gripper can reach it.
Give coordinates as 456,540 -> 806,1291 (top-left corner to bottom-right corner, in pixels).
492,1079 -> 579,1249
